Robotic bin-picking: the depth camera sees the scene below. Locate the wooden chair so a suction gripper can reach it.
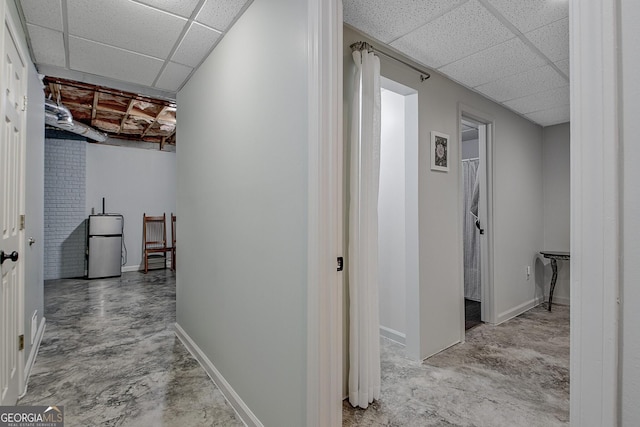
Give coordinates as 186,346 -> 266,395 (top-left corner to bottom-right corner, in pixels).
170,213 -> 176,271
143,213 -> 167,273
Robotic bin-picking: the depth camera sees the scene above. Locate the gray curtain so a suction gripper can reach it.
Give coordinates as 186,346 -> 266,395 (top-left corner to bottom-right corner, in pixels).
463,159 -> 481,301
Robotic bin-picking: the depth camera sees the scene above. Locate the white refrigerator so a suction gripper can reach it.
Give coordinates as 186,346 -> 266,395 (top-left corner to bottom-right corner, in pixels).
87,214 -> 123,279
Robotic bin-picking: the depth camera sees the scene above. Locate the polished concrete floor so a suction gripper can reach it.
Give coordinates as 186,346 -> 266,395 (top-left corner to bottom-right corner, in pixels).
18,270 -> 243,426
343,304 -> 570,427
21,270 -> 569,426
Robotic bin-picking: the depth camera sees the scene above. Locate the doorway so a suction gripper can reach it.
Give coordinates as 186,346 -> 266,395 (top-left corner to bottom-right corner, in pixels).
378,77 -> 419,358
460,112 -> 494,333
461,118 -> 482,329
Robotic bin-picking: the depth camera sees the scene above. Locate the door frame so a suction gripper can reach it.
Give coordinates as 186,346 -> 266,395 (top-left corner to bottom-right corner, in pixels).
306,0 -> 343,425
458,105 -> 496,341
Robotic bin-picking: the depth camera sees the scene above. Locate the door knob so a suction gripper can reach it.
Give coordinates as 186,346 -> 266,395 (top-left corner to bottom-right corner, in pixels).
0,250 -> 19,264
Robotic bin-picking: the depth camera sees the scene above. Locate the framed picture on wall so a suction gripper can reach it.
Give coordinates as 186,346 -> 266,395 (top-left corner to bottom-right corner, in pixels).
430,131 -> 450,172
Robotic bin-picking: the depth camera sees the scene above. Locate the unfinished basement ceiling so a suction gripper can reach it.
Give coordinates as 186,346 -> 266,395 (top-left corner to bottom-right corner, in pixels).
18,0 -> 253,99
45,77 -> 177,146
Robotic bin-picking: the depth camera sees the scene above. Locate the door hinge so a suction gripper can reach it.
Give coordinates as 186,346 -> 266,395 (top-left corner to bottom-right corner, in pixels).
337,256 -> 344,272
22,96 -> 27,112
19,334 -> 24,351
20,214 -> 25,230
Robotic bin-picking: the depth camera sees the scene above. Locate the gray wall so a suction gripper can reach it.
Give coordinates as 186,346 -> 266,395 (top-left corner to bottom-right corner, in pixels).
44,138 -> 86,279
85,143 -> 176,270
21,6 -> 45,375
43,136 -> 176,277
176,0 -> 309,425
620,0 -> 640,423
542,123 -> 570,305
344,25 -> 544,366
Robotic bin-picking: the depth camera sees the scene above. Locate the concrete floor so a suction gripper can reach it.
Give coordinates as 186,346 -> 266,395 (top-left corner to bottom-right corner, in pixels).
18,270 -> 242,426
20,270 -> 569,426
343,304 -> 570,427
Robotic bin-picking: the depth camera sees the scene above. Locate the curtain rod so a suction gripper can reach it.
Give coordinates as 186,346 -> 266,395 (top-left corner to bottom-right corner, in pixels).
350,41 -> 431,82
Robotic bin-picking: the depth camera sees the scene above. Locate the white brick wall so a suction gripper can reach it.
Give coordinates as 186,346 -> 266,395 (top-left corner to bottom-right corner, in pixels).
44,138 -> 86,279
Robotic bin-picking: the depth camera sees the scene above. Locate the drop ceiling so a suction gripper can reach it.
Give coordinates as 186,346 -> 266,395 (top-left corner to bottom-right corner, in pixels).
18,0 -> 253,99
19,0 -> 568,127
344,0 -> 570,127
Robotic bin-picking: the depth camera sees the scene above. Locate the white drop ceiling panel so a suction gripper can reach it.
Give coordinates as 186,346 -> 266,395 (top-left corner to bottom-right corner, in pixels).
171,22 -> 221,68
20,0 -> 63,31
525,105 -> 570,127
475,65 -> 567,102
156,62 -> 193,92
196,0 -> 247,32
26,24 -> 66,68
343,0 -> 466,44
484,0 -> 569,33
504,85 -> 569,114
391,0 -> 515,69
67,0 -> 187,59
439,37 -> 546,88
69,36 -> 164,86
134,0 -> 201,18
19,0 -> 571,127
555,59 -> 570,77
525,17 -> 569,62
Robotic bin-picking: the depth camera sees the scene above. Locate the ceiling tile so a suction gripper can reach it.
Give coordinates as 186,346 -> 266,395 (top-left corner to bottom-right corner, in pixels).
67,0 -> 187,59
171,22 -> 221,68
504,85 -> 569,114
555,59 -> 570,77
525,17 -> 569,62
20,0 -> 63,31
484,0 -> 568,33
155,62 -> 193,91
390,0 -> 515,68
133,0 -> 201,18
343,0 -> 466,44
438,37 -> 546,88
475,65 -> 567,102
69,36 -> 164,86
525,105 -> 570,127
26,24 -> 66,68
196,0 -> 248,32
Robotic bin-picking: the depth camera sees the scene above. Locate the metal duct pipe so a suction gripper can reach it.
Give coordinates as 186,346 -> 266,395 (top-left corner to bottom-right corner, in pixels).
44,99 -> 108,142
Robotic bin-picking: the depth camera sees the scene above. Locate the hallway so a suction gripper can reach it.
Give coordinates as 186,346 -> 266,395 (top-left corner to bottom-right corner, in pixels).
18,270 -> 242,426
343,304 -> 570,426
19,269 -> 569,426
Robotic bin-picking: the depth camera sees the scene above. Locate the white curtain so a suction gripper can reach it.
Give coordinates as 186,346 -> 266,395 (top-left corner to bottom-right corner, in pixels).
463,159 -> 481,301
348,45 -> 381,409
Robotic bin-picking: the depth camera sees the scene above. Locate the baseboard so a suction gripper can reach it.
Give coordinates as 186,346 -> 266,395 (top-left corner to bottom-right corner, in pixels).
379,325 -> 406,346
121,257 -> 171,273
174,323 -> 263,427
546,294 -> 570,306
496,296 -> 545,325
20,317 -> 46,399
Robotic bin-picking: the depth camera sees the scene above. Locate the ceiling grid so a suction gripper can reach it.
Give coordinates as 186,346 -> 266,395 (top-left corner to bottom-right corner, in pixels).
20,0 -> 569,128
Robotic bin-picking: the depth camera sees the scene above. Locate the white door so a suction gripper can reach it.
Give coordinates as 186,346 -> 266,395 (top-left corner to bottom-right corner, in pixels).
0,22 -> 26,406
